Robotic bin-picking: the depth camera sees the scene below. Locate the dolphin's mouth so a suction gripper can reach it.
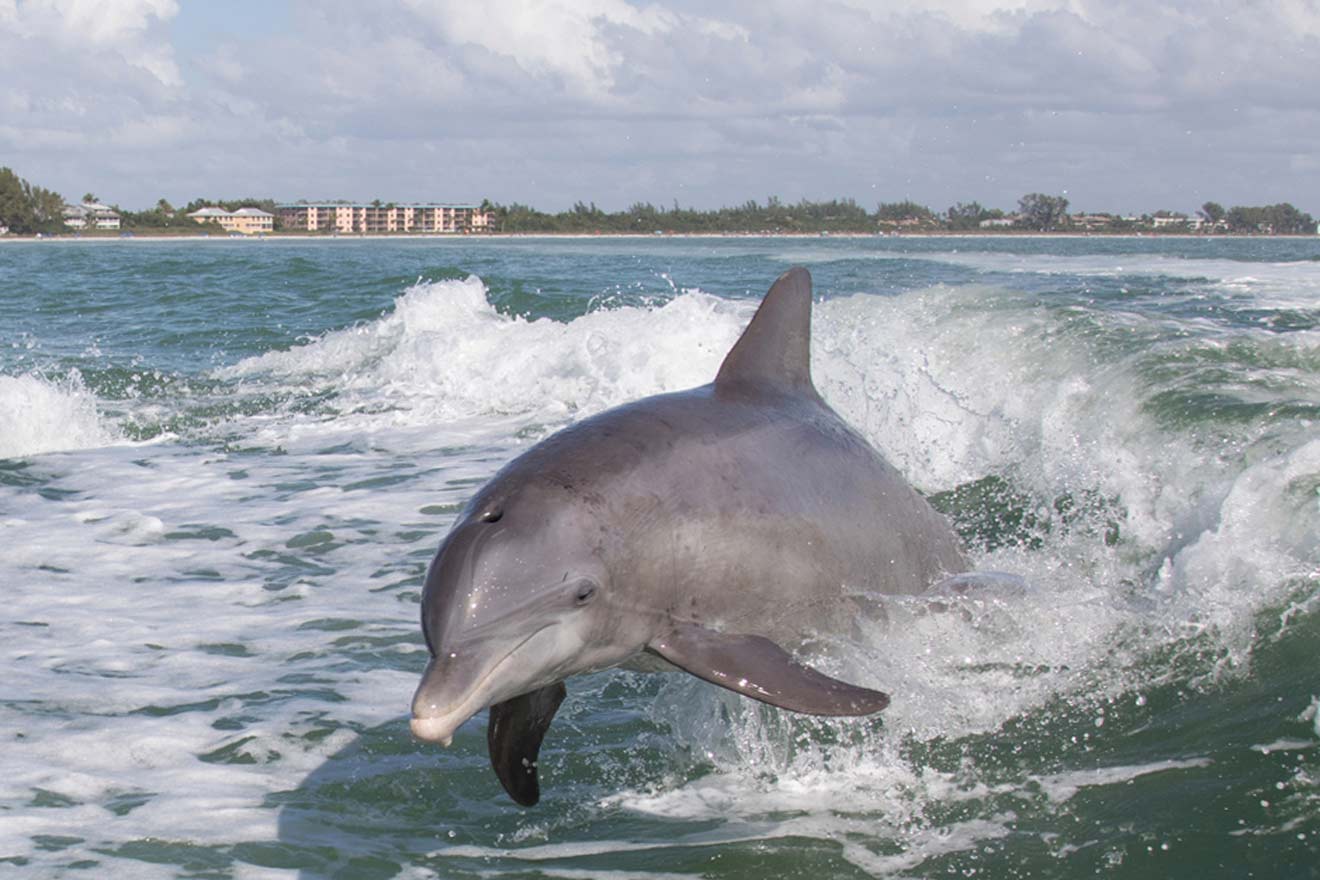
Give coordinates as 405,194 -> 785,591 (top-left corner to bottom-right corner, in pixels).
410,624 -> 555,746
409,712 -> 466,747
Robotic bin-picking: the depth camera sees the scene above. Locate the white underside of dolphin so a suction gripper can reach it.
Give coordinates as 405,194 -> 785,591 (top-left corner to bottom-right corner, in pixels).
410,267 -> 970,805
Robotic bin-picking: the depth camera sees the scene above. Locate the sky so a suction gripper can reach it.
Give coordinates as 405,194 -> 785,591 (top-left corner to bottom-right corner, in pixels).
2,0 -> 1318,214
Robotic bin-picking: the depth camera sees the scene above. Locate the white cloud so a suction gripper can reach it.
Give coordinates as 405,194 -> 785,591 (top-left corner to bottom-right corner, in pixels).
1,0 -> 1317,214
401,0 -> 679,97
15,0 -> 177,43
6,0 -> 181,85
106,113 -> 194,149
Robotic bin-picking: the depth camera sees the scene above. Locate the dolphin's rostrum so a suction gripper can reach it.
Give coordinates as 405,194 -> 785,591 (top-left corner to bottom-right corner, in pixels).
410,268 -> 968,805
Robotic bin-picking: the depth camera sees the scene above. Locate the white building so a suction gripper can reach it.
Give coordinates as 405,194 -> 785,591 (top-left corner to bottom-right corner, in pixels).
63,202 -> 121,230
1152,215 -> 1204,230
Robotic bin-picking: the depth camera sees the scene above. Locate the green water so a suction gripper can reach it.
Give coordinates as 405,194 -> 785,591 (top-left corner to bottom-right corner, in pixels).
1,236 -> 1317,877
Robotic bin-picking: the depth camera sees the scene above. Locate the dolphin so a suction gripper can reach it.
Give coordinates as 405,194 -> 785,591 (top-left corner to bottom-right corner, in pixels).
410,267 -> 969,805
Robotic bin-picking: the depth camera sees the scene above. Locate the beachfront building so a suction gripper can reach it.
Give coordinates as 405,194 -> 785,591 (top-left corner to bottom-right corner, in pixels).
1151,214 -> 1205,231
63,202 -> 121,230
1071,213 -> 1117,231
276,202 -> 492,234
187,206 -> 275,234
227,207 -> 275,234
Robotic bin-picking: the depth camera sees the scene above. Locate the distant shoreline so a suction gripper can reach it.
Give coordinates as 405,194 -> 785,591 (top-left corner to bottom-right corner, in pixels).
4,230 -> 1318,243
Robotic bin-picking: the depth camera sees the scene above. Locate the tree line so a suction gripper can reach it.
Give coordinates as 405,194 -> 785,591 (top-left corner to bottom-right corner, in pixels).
2,166 -> 1315,236
482,193 -> 1316,235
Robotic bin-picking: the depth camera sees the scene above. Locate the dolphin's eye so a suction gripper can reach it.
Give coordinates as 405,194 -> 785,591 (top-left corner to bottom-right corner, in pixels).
479,507 -> 503,523
574,580 -> 598,606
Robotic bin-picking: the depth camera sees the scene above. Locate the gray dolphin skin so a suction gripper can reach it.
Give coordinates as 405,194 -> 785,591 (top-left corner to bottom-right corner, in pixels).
410,267 -> 969,805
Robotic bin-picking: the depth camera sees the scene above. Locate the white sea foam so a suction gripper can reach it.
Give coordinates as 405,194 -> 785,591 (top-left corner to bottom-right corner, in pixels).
2,434 -> 439,871
1032,758 -> 1214,804
220,276 -> 749,441
0,371 -> 121,458
441,798 -> 1013,879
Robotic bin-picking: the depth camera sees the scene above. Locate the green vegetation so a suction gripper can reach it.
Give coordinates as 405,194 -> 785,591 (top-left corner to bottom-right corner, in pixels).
1200,201 -> 1225,224
875,200 -> 937,229
1223,203 -> 1315,235
1017,193 -> 1070,231
946,201 -> 1006,231
114,198 -> 199,233
484,194 -> 1314,236
488,197 -> 876,234
486,195 -> 1035,234
0,167 -> 66,234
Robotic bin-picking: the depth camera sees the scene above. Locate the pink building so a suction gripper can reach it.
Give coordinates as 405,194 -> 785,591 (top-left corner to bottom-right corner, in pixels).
277,203 -> 492,234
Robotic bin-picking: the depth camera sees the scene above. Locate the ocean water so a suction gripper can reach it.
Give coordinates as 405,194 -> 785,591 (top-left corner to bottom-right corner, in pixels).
2,234 -> 1318,878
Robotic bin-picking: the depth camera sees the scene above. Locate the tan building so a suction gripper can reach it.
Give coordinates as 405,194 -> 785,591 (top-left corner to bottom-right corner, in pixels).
276,202 -> 492,234
1071,213 -> 1116,230
188,206 -> 275,234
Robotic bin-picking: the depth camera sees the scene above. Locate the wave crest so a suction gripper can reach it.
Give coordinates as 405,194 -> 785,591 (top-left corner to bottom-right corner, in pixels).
220,275 -> 752,428
0,372 -> 120,458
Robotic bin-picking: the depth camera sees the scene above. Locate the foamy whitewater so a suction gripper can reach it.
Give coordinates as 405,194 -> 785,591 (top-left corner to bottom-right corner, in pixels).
2,236 -> 1317,878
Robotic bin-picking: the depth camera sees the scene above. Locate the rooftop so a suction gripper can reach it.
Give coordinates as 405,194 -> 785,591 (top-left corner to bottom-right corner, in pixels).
275,202 -> 483,210
188,206 -> 273,218
64,202 -> 120,216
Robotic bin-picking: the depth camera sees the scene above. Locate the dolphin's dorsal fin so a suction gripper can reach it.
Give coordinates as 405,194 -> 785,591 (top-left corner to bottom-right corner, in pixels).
714,266 -> 818,397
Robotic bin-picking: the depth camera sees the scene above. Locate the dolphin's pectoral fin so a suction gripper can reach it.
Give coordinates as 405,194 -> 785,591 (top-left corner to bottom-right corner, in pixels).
924,571 -> 1030,614
647,623 -> 889,716
928,570 -> 1029,598
487,681 -> 567,807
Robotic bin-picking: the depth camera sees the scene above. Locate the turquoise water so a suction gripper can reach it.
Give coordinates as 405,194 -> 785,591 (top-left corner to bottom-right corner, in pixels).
2,235 -> 1318,878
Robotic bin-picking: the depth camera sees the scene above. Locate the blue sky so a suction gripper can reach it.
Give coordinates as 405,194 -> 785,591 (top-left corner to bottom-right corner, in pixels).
168,0 -> 290,60
2,0 -> 1317,215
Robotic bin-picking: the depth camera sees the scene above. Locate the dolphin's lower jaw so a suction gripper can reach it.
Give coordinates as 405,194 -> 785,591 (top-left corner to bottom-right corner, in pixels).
411,675 -> 500,747
409,655 -> 493,747
411,666 -> 499,747
409,713 -> 461,746
410,626 -> 566,747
